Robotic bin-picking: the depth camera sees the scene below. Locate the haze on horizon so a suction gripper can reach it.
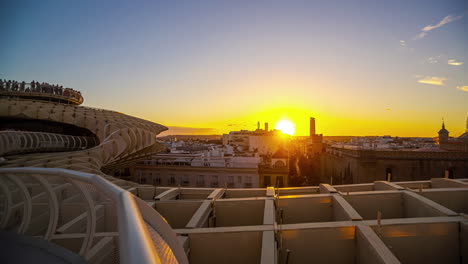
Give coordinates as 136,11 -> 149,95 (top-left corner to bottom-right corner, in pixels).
1,0 -> 467,137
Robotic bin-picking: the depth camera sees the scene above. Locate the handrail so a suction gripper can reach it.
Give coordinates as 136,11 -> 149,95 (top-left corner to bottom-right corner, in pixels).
0,167 -> 188,264
0,81 -> 83,105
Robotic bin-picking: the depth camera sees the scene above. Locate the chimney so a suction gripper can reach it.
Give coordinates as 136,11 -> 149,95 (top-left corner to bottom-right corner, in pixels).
264,122 -> 269,131
310,117 -> 316,137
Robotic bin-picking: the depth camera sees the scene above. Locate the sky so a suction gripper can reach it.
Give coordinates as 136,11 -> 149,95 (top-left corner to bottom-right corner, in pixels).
1,0 -> 467,137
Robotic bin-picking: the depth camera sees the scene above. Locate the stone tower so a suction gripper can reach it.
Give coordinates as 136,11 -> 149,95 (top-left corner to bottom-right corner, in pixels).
438,121 -> 449,143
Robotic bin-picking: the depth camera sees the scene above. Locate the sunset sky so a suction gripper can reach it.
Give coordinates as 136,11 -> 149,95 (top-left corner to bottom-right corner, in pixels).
2,0 -> 467,137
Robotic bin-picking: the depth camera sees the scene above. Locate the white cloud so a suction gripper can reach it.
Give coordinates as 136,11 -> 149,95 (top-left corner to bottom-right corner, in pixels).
416,32 -> 427,39
457,86 -> 468,92
426,57 -> 438,64
417,76 -> 447,86
414,14 -> 463,39
448,59 -> 464,66
399,40 -> 406,47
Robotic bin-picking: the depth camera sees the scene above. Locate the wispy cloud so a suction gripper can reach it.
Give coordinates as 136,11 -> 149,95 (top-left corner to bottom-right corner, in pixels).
426,57 -> 439,64
448,59 -> 464,66
457,86 -> 468,92
417,76 -> 447,86
399,40 -> 406,47
414,14 -> 463,39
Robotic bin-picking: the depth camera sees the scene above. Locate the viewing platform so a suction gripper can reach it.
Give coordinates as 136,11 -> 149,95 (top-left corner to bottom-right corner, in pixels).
0,80 -> 84,105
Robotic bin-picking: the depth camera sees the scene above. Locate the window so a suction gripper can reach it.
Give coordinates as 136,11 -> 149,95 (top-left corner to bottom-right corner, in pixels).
277,176 -> 284,187
264,176 -> 271,187
169,175 -> 176,186
153,175 -> 161,185
197,175 -> 205,186
227,176 -> 234,187
182,175 -> 189,186
237,176 -> 242,183
211,175 -> 219,187
244,176 -> 252,188
274,160 -> 286,168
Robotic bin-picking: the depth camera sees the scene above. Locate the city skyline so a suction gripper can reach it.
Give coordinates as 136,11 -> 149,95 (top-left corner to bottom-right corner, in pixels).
2,0 -> 468,137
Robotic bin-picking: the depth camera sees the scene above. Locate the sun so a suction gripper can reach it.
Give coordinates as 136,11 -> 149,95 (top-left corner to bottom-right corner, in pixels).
275,120 -> 295,135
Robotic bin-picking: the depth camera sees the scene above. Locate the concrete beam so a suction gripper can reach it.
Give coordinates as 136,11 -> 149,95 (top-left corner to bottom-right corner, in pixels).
320,184 -> 337,194
260,231 -> 276,264
356,225 -> 401,264
403,191 -> 458,216
374,181 -> 405,191
263,199 -> 275,225
154,188 -> 179,201
333,195 -> 363,221
207,189 -> 225,200
266,187 -> 275,197
431,178 -> 468,189
185,200 -> 212,228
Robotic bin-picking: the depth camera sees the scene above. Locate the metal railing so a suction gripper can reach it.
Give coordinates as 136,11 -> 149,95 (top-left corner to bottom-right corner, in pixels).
0,81 -> 83,105
0,167 -> 188,264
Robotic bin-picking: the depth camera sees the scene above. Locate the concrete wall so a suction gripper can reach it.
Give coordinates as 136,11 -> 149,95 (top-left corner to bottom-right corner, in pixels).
215,199 -> 265,227
279,226 -> 355,264
402,192 -> 447,218
277,187 -> 320,196
279,195 -> 335,224
224,189 -> 266,198
334,183 -> 374,193
344,192 -> 403,220
155,201 -> 203,228
189,231 -> 262,264
422,189 -> 468,214
374,222 -> 460,264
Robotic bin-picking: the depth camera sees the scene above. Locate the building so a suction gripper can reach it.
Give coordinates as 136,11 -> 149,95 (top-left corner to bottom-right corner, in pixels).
129,153 -> 261,188
437,118 -> 468,152
222,122 -> 286,155
308,117 -> 324,157
321,119 -> 468,185
259,146 -> 289,187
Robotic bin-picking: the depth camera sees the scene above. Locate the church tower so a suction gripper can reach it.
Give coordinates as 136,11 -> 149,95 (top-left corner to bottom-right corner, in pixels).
438,121 -> 449,143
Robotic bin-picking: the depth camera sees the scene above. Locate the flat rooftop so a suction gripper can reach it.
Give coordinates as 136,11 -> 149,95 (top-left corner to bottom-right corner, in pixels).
134,177 -> 468,264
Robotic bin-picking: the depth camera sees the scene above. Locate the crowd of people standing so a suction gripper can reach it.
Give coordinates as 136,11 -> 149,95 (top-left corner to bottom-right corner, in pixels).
0,79 -> 82,102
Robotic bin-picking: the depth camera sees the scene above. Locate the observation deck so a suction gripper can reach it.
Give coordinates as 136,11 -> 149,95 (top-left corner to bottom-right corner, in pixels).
0,80 -> 84,105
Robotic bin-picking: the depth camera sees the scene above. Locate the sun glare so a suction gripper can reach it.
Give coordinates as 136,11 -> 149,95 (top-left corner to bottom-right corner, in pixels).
275,120 -> 295,135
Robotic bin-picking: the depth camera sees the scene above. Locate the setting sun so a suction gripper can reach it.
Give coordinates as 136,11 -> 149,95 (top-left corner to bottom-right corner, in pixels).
275,120 -> 296,135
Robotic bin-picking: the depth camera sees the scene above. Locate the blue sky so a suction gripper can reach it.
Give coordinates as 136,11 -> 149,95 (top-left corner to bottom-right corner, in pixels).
1,0 -> 467,136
